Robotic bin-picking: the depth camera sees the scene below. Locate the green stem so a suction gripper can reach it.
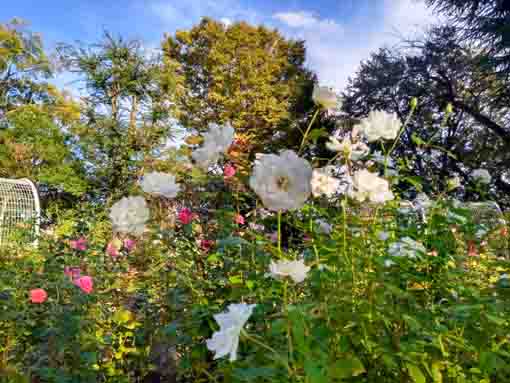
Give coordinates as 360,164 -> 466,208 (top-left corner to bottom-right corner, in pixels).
384,105 -> 417,173
298,108 -> 320,155
277,210 -> 282,257
241,330 -> 293,375
283,281 -> 293,363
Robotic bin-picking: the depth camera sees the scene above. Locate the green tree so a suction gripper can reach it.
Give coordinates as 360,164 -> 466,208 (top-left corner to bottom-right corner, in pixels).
162,18 -> 317,165
58,32 -> 176,201
0,19 -> 86,205
342,26 -> 510,204
426,0 -> 510,77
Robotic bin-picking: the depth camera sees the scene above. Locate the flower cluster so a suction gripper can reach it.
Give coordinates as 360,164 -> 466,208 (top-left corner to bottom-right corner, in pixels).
192,123 -> 235,169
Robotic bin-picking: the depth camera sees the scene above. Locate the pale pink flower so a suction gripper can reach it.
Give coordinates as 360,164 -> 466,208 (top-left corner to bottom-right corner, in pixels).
30,288 -> 48,303
223,164 -> 236,180
70,237 -> 88,251
76,276 -> 93,294
106,241 -> 120,257
234,214 -> 245,225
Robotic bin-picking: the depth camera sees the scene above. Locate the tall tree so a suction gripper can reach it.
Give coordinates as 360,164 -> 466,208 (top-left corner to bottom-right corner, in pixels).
162,18 -> 317,166
58,33 -> 176,201
0,19 -> 86,203
426,0 -> 510,78
342,26 -> 510,204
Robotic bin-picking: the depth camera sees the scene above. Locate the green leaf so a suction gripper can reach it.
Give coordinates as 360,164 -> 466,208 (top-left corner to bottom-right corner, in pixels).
112,309 -> 132,325
431,362 -> 443,383
329,355 -> 366,379
228,275 -> 243,284
406,363 -> 426,383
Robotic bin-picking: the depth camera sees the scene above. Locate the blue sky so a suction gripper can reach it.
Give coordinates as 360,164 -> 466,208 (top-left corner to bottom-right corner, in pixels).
1,0 -> 439,90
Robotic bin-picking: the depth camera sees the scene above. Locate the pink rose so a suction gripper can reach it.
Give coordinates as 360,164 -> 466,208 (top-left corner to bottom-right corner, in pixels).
106,241 -> 120,257
234,214 -> 245,225
70,237 -> 88,251
30,288 -> 48,303
76,276 -> 93,294
223,164 -> 236,180
123,238 -> 136,252
178,208 -> 194,225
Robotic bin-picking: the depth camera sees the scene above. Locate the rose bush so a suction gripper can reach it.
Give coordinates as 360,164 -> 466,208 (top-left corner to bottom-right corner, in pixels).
1,101 -> 510,383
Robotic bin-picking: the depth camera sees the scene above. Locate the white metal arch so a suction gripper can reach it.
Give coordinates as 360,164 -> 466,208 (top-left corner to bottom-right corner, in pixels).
0,178 -> 40,246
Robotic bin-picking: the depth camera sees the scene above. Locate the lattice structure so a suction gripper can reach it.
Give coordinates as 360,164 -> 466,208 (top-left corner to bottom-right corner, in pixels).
0,178 -> 40,246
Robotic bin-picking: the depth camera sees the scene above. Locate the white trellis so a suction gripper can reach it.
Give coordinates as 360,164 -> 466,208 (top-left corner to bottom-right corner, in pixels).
0,178 -> 40,246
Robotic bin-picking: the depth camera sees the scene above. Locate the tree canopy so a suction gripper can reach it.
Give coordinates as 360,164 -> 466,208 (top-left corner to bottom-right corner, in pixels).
162,18 -> 318,162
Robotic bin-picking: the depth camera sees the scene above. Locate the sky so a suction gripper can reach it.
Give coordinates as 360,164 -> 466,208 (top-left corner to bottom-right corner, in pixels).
1,0 -> 439,92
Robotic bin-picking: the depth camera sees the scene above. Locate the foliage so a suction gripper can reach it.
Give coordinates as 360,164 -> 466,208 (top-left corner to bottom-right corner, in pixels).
342,26 -> 510,205
426,0 -> 510,78
58,32 -> 176,201
163,18 -> 320,164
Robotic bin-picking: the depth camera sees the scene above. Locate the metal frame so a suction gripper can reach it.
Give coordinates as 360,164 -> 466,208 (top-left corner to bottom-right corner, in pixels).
0,178 -> 40,246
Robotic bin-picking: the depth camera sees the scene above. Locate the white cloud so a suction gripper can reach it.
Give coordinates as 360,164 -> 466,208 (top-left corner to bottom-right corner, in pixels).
220,17 -> 233,27
150,0 -> 258,29
273,11 -> 318,28
272,0 -> 438,91
148,0 -> 438,92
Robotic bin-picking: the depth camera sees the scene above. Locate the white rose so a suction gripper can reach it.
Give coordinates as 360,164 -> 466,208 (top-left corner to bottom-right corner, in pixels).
326,136 -> 369,160
140,172 -> 180,198
356,110 -> 401,142
350,169 -> 394,204
269,259 -> 311,283
192,123 -> 235,169
311,167 -> 342,198
249,150 -> 312,211
109,196 -> 150,236
206,303 -> 256,362
312,84 -> 338,110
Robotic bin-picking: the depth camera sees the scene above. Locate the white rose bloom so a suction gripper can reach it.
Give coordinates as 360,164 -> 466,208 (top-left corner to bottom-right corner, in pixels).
471,168 -> 491,184
356,110 -> 401,142
249,150 -> 312,211
312,84 -> 338,110
326,136 -> 369,160
311,167 -> 342,198
109,196 -> 150,236
140,172 -> 180,198
316,219 -> 333,234
388,237 -> 426,259
192,123 -> 235,169
206,303 -> 256,362
350,169 -> 394,203
269,259 -> 311,283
